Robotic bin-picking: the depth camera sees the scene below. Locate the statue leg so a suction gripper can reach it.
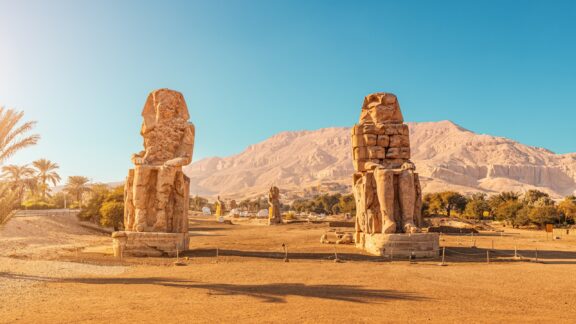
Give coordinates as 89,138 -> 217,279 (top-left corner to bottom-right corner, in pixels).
124,169 -> 135,231
133,166 -> 152,232
154,166 -> 177,231
353,173 -> 366,241
399,170 -> 421,233
374,168 -> 396,234
413,173 -> 423,227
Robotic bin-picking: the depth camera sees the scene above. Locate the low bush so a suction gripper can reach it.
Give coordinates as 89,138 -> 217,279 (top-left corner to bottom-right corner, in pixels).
21,199 -> 56,210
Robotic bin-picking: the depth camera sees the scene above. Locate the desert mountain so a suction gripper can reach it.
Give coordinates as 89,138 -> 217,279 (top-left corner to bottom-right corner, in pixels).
184,121 -> 576,200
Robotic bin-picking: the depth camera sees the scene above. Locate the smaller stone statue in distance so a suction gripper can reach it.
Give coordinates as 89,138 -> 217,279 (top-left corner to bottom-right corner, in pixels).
214,196 -> 225,219
268,186 -> 282,225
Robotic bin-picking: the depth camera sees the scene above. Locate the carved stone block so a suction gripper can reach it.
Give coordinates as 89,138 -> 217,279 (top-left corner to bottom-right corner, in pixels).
389,134 -> 410,147
367,146 -> 385,159
377,135 -> 389,147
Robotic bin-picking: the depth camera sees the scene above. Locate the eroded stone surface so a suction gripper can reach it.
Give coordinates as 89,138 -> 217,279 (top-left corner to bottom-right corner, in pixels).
352,92 -> 437,256
112,232 -> 189,257
357,233 -> 439,257
352,92 -> 422,237
114,88 -> 194,257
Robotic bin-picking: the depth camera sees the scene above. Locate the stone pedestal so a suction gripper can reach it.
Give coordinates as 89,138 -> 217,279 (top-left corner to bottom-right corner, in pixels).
112,231 -> 189,257
356,233 -> 439,258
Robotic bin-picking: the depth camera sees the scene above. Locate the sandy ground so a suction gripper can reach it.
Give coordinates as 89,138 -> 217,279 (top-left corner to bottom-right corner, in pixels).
1,213 -> 576,323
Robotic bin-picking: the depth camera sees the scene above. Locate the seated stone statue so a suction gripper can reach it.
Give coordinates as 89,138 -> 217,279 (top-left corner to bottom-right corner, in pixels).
268,186 -> 282,225
352,93 -> 422,238
214,196 -> 224,218
124,89 -> 195,233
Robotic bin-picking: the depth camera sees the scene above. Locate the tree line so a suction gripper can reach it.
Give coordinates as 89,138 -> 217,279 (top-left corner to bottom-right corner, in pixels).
284,190 -> 576,228
422,190 -> 575,228
0,107 -> 93,225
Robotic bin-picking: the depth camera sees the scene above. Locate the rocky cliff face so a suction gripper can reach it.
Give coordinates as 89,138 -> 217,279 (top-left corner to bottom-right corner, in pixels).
184,121 -> 576,199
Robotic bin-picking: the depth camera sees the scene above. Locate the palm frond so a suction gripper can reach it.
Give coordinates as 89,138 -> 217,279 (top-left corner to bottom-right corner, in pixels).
1,121 -> 37,149
0,108 -> 39,166
0,109 -> 24,144
0,135 -> 40,164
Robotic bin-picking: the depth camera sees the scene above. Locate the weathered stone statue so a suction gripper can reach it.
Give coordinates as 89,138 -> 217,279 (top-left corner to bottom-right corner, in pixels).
268,186 -> 282,225
214,196 -> 224,219
112,88 -> 194,257
352,92 -> 437,257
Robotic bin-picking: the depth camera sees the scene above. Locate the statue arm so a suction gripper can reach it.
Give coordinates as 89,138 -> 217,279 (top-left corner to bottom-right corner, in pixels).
131,151 -> 146,165
165,123 -> 195,167
364,161 -> 381,170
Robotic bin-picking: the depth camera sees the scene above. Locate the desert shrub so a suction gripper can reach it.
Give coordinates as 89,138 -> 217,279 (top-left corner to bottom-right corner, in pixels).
283,211 -> 296,220
21,199 -> 56,210
49,192 -> 69,209
78,188 -> 109,222
100,201 -> 124,230
79,185 -> 124,226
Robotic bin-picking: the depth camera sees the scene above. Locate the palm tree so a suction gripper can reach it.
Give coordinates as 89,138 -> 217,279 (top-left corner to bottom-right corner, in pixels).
0,182 -> 18,225
32,159 -> 61,199
1,164 -> 35,205
64,176 -> 91,208
0,107 -> 40,165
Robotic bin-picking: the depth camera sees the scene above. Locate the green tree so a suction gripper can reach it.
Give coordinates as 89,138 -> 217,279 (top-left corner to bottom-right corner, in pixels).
423,193 -> 444,215
191,195 -> 209,211
64,176 -> 91,208
49,192 -> 70,209
438,191 -> 467,217
528,205 -> 559,228
514,206 -> 531,227
0,183 -> 19,225
32,159 -> 61,199
78,184 -> 110,222
338,194 -> 356,215
488,191 -> 519,211
100,201 -> 124,230
1,164 -> 35,204
493,200 -> 524,225
463,193 -> 490,220
558,196 -> 576,223
0,107 -> 40,165
522,190 -> 550,206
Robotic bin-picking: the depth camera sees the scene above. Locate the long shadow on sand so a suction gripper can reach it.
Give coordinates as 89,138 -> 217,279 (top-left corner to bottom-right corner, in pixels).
443,246 -> 576,264
0,272 -> 426,303
181,247 -> 576,264
181,248 -> 384,262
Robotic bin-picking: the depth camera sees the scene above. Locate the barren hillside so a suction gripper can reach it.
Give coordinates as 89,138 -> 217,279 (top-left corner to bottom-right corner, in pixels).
185,121 -> 576,199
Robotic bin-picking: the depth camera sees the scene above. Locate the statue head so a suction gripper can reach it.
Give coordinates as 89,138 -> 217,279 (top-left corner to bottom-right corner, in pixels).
141,88 -> 190,129
269,186 -> 280,198
359,92 -> 404,124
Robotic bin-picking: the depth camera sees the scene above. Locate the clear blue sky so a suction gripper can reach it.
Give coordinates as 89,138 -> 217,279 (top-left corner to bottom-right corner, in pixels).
1,0 -> 575,183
